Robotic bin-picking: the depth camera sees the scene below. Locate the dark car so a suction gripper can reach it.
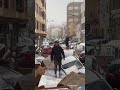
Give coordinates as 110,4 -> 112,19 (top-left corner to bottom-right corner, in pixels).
79,51 -> 85,64
105,60 -> 120,89
85,69 -> 113,90
0,66 -> 23,90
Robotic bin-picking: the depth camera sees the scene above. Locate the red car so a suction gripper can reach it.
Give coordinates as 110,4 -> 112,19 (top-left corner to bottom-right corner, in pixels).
41,45 -> 52,57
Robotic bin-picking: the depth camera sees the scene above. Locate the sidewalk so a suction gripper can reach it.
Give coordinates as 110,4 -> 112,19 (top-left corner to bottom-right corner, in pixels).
43,56 -> 66,79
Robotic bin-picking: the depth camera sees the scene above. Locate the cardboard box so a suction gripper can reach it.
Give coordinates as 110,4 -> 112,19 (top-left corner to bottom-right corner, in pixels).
58,72 -> 85,90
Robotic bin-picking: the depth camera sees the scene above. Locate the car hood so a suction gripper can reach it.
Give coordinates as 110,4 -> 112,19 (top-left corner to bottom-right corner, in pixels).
77,86 -> 85,90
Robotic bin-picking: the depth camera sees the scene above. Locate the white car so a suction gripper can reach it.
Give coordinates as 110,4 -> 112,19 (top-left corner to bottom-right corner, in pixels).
73,43 -> 85,56
70,43 -> 76,49
43,42 -> 49,46
62,56 -> 85,74
35,54 -> 45,65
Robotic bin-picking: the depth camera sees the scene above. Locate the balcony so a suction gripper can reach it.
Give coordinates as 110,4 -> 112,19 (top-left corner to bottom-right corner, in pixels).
0,0 -> 27,20
35,29 -> 47,36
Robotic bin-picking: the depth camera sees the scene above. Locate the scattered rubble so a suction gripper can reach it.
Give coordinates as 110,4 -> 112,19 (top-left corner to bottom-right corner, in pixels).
35,64 -> 85,90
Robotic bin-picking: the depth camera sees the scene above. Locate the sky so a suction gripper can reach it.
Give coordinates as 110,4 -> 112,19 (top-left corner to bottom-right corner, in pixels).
46,0 -> 84,27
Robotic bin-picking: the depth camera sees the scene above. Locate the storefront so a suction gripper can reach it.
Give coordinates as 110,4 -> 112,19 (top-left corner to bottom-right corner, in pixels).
35,30 -> 47,47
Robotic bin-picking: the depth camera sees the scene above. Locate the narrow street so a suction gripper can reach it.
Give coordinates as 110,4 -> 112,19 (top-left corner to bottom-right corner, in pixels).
42,47 -> 74,78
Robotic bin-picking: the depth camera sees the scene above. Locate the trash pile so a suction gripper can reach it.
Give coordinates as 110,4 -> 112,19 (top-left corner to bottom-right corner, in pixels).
0,43 -> 15,68
35,62 -> 85,90
0,43 -> 35,74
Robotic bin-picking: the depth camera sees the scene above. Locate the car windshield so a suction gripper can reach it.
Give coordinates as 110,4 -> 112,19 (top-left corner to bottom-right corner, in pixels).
62,60 -> 83,69
86,79 -> 112,90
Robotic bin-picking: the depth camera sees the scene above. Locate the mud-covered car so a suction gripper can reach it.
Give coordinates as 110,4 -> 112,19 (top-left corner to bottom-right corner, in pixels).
85,69 -> 113,90
0,66 -> 23,90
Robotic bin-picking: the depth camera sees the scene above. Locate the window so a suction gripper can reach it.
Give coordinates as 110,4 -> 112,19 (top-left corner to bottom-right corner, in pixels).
42,11 -> 45,19
35,3 -> 37,12
74,6 -> 79,10
39,22 -> 41,30
45,3 -> 46,9
42,24 -> 45,31
41,0 -> 44,7
4,0 -> 9,8
74,12 -> 79,16
81,23 -> 85,30
74,18 -> 78,22
16,0 -> 24,12
68,6 -> 73,10
39,7 -> 41,15
0,0 -> 2,8
37,21 -> 39,29
35,19 -> 37,29
68,18 -> 73,22
36,4 -> 38,13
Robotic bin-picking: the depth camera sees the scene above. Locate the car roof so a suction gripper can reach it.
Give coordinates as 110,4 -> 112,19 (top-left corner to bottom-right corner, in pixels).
62,56 -> 79,65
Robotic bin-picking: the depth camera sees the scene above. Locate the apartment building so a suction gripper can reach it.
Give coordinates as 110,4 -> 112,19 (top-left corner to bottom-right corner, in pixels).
86,0 -> 102,40
67,2 -> 82,37
35,0 -> 47,46
75,1 -> 85,43
0,0 -> 28,49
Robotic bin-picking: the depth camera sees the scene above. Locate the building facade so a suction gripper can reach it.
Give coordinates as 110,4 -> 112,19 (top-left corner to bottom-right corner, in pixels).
67,2 -> 82,38
86,0 -> 101,40
0,0 -> 28,49
100,0 -> 109,39
35,0 -> 47,46
109,0 -> 120,40
76,1 -> 85,43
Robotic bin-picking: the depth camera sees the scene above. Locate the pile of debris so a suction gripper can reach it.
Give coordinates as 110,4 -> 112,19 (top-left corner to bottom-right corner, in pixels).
0,43 -> 15,68
34,64 -> 85,90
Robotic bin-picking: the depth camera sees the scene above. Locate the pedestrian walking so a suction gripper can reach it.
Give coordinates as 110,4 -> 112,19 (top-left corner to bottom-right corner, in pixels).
65,36 -> 69,49
51,40 -> 65,77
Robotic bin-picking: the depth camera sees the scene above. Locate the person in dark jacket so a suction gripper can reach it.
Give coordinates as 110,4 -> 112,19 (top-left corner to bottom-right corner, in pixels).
65,36 -> 69,49
51,40 -> 65,77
